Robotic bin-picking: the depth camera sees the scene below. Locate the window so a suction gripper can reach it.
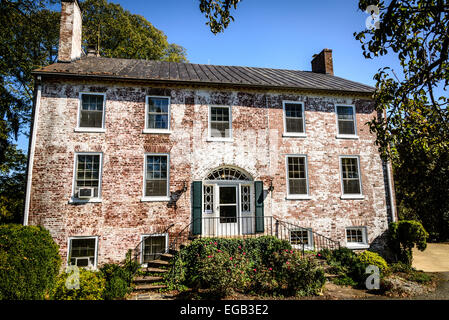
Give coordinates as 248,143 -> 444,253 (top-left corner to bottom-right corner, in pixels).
340,156 -> 362,197
203,185 -> 214,213
145,96 -> 170,132
143,154 -> 169,200
141,234 -> 168,263
72,153 -> 102,201
336,105 -> 357,137
78,93 -> 105,130
241,185 -> 251,212
346,227 -> 368,248
209,106 -> 232,140
68,237 -> 98,268
283,101 -> 305,136
286,155 -> 310,198
290,228 -> 313,250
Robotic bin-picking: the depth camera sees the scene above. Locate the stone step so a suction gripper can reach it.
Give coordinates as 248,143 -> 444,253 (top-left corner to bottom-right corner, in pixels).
144,267 -> 168,273
160,253 -> 174,261
133,284 -> 167,291
324,273 -> 339,279
147,259 -> 170,267
133,276 -> 163,283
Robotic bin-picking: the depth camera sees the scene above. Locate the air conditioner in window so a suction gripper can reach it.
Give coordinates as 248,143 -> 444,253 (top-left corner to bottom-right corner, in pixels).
78,187 -> 94,199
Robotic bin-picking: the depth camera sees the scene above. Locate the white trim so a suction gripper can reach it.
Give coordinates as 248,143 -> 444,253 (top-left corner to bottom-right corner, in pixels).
67,236 -> 99,269
335,104 -> 357,138
345,226 -> 369,249
339,155 -> 363,198
290,228 -> 314,251
23,83 -> 41,226
386,161 -> 396,222
70,152 -> 103,203
143,153 -> 170,200
76,92 -> 106,131
285,154 -> 310,198
282,100 -> 306,136
140,233 -> 169,266
208,105 -> 233,141
145,95 -> 171,132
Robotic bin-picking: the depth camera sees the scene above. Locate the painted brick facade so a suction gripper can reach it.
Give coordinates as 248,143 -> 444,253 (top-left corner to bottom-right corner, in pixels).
27,77 -> 395,266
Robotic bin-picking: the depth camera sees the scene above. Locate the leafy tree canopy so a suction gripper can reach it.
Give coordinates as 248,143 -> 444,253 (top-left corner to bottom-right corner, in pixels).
199,0 -> 242,34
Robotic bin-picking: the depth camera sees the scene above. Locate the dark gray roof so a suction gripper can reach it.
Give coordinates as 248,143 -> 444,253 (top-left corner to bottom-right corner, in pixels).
33,56 -> 375,94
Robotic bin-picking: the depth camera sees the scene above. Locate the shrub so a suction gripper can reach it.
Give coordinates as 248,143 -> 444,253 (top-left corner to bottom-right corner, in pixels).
0,224 -> 61,300
357,251 -> 389,274
52,268 -> 105,300
388,220 -> 429,266
100,264 -> 130,300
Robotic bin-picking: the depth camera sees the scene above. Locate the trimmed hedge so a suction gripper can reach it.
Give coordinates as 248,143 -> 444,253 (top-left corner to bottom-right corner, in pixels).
52,268 -> 105,300
0,224 -> 61,300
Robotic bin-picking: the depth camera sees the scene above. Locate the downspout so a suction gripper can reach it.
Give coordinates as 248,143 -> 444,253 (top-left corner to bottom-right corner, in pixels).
23,76 -> 42,226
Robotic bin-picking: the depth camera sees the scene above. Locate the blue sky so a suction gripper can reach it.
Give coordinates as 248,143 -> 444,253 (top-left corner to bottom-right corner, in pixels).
17,0 -> 402,153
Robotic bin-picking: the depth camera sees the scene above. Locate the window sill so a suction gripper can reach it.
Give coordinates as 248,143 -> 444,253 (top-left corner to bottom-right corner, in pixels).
340,194 -> 365,200
286,195 -> 312,200
74,128 -> 106,133
141,196 -> 171,202
68,198 -> 102,204
206,137 -> 233,142
282,133 -> 306,138
142,129 -> 172,134
346,243 -> 370,250
336,134 -> 358,140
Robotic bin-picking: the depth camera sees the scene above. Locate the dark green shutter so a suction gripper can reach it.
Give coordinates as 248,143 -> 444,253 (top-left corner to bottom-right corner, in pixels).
192,181 -> 202,235
254,181 -> 264,233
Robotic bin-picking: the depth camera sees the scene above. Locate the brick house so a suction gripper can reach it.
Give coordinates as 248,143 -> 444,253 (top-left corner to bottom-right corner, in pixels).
24,0 -> 396,268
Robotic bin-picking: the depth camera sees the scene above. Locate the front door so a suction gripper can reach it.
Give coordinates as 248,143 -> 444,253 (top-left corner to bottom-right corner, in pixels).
218,185 -> 238,236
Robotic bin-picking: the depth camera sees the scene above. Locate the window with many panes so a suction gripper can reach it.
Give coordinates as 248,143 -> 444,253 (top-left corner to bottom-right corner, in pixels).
144,154 -> 169,198
290,229 -> 313,249
283,101 -> 305,135
78,93 -> 105,129
336,105 -> 356,136
73,153 -> 102,200
146,96 -> 170,131
209,106 -> 231,139
141,234 -> 167,263
340,156 -> 362,195
346,227 -> 368,247
68,237 -> 97,268
286,155 -> 309,196
203,185 -> 214,213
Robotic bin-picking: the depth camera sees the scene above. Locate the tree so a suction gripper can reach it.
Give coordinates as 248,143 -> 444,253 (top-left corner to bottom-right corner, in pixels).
199,0 -> 242,34
81,0 -> 188,62
355,0 -> 449,241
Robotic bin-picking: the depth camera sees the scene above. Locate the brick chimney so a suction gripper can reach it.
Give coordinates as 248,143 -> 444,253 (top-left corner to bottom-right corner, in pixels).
58,0 -> 83,62
311,49 -> 334,76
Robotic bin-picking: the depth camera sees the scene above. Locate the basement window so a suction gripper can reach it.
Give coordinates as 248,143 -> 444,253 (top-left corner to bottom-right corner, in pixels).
290,228 -> 314,250
345,227 -> 368,249
141,234 -> 168,264
68,237 -> 98,269
283,101 -> 306,137
77,93 -> 106,132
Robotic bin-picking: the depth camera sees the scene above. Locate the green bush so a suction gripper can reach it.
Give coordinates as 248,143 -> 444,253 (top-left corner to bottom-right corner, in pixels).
52,268 -> 105,300
100,264 -> 130,300
388,220 -> 428,266
0,224 -> 61,300
357,251 -> 389,274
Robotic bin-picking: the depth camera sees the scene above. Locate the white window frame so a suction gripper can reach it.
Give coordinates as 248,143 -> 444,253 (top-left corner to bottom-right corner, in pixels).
207,105 -> 233,142
69,152 -> 103,203
285,154 -> 311,200
339,155 -> 364,199
141,153 -> 170,202
345,226 -> 369,249
140,233 -> 169,266
335,104 -> 358,139
290,228 -> 314,251
75,92 -> 106,133
282,100 -> 306,137
67,236 -> 99,269
143,95 -> 172,134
